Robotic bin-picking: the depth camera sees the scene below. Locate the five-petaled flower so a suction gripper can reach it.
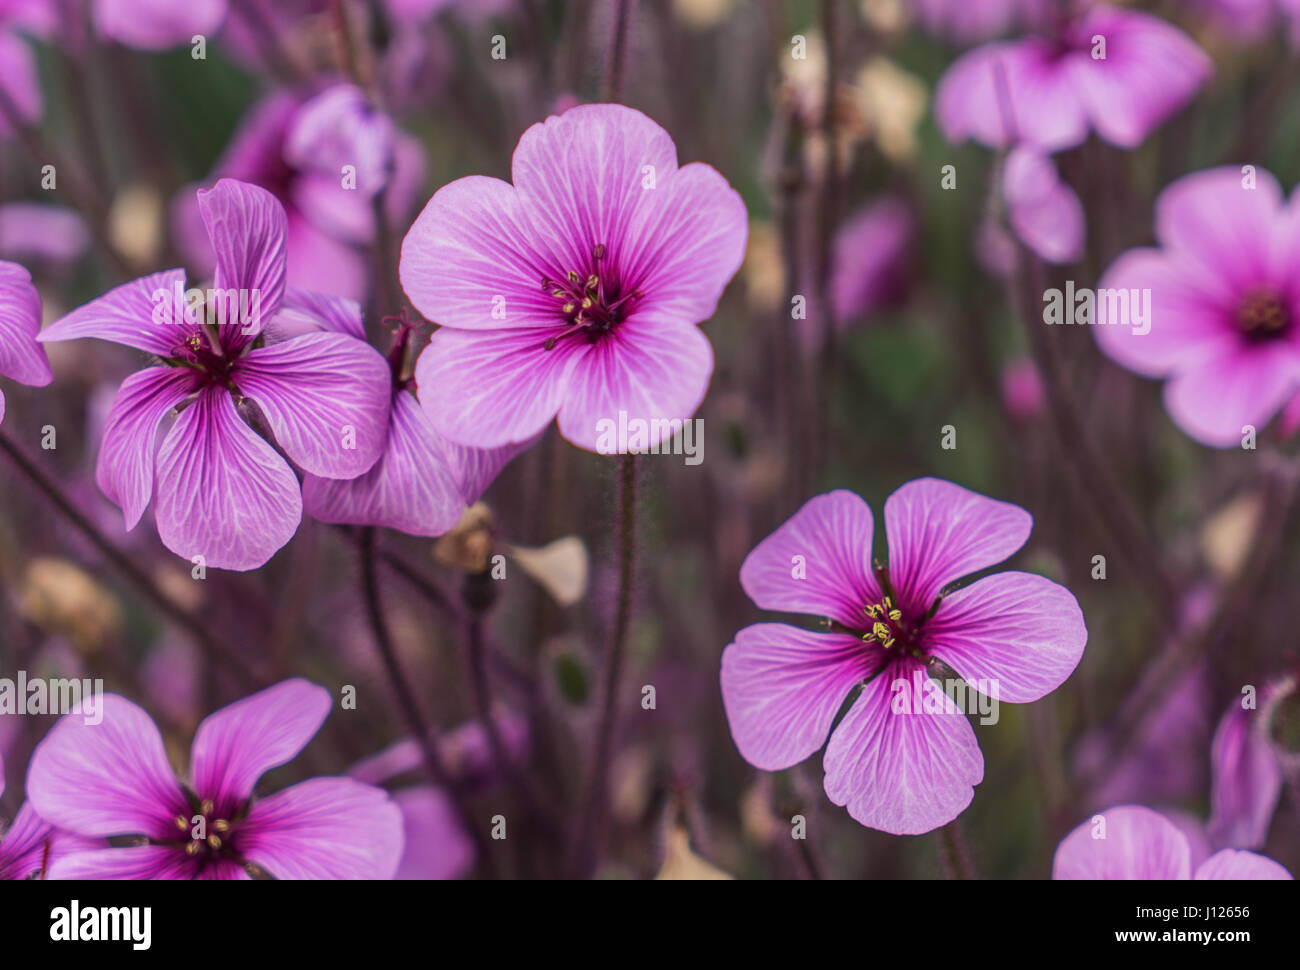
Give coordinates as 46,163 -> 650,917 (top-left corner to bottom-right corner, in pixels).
1094,166 -> 1300,447
27,679 -> 404,879
38,178 -> 392,570
400,103 -> 748,453
721,478 -> 1087,835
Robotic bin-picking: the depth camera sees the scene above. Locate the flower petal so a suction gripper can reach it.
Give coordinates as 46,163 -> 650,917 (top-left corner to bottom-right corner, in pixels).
1194,849 -> 1293,880
555,313 -> 714,452
739,490 -> 882,628
400,174 -> 569,332
392,786 -> 474,880
414,324 -> 581,448
924,571 -> 1087,703
0,32 -> 42,134
822,660 -> 984,835
154,385 -> 302,571
235,331 -> 390,479
189,679 -> 332,814
271,287 -> 366,342
884,477 -> 1032,613
1163,344 -> 1300,448
197,178 -> 288,349
47,845 -> 198,880
1052,805 -> 1191,879
27,694 -> 186,840
302,390 -> 465,536
0,260 -> 52,386
1207,701 -> 1282,850
37,268 -> 191,356
238,777 -> 404,879
95,367 -> 202,530
721,624 -> 878,771
0,803 -> 54,879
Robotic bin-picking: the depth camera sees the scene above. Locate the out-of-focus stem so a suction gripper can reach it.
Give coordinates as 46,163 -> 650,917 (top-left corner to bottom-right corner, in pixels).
356,527 -> 497,876
603,0 -> 632,102
569,453 -> 637,877
936,820 -> 976,879
0,428 -> 259,689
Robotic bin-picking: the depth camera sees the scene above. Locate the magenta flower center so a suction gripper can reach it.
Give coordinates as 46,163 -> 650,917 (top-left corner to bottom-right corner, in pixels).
165,796 -> 246,871
540,243 -> 645,350
1235,288 -> 1290,340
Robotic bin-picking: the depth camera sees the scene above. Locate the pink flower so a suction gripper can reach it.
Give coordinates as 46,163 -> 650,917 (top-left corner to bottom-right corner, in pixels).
27,679 -> 404,879
94,0 -> 227,50
911,0 -> 1047,45
0,259 -> 53,425
39,179 -> 392,570
721,479 -> 1087,834
1054,805 -> 1293,879
1003,146 -> 1084,264
1094,167 -> 1300,447
173,90 -> 426,302
1000,356 -> 1045,422
829,196 -> 914,321
400,103 -> 747,451
936,5 -> 1211,151
1207,692 -> 1283,850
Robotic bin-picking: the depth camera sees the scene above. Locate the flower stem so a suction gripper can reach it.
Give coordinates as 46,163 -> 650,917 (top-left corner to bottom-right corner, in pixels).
936,820 -> 976,879
569,452 -> 637,877
0,428 -> 259,690
356,526 -> 496,875
602,0 -> 632,102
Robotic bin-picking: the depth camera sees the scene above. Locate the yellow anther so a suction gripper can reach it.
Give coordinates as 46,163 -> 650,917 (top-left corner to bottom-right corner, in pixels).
200,800 -> 213,815
586,274 -> 598,290
888,608 -> 902,622
864,604 -> 882,620
213,819 -> 230,833
175,815 -> 188,830
562,303 -> 575,314
567,271 -> 580,283
872,621 -> 892,642
581,297 -> 594,309
207,835 -> 223,850
186,841 -> 200,856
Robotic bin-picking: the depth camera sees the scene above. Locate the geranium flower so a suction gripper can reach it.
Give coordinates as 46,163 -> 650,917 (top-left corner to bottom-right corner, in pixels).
721,478 -> 1087,834
1093,167 -> 1300,447
912,0 -> 1046,45
936,4 -> 1211,151
400,103 -> 747,451
27,679 -> 404,879
1054,805 -> 1293,879
93,0 -> 227,50
0,259 -> 53,425
38,178 -> 391,570
1002,146 -> 1084,264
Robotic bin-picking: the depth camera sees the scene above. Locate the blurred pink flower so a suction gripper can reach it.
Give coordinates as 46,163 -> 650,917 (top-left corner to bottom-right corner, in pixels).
1207,691 -> 1284,850
1094,166 -> 1300,447
911,0 -> 1046,45
829,196 -> 913,321
936,4 -> 1211,151
1054,805 -> 1292,879
1000,356 -> 1045,422
0,203 -> 89,265
0,751 -> 60,879
1003,146 -> 1084,264
721,479 -> 1087,834
94,0 -> 227,50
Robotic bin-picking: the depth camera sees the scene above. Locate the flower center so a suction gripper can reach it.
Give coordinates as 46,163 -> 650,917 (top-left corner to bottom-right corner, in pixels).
170,798 -> 242,868
539,243 -> 644,350
1236,288 -> 1290,340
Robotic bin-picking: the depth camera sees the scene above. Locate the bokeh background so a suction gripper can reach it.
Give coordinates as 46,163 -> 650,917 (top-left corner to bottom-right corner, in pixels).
1,0 -> 1298,879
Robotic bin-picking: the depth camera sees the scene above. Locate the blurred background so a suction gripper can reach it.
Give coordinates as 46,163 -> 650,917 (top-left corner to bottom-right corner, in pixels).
1,0 -> 1298,879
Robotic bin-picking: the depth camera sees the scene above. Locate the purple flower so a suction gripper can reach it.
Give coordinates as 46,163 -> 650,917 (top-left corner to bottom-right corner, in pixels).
1054,805 -> 1293,879
1207,692 -> 1283,850
829,196 -> 914,322
1003,146 -> 1084,264
287,300 -> 529,536
173,90 -> 426,302
39,179 -> 392,570
0,23 -> 41,137
721,479 -> 1087,834
1094,167 -> 1300,447
0,203 -> 89,265
0,259 -> 53,425
26,679 -> 404,879
1000,356 -> 1045,422
283,84 -> 397,198
936,5 -> 1211,151
93,0 -> 227,50
912,0 -> 1046,45
400,103 -> 748,451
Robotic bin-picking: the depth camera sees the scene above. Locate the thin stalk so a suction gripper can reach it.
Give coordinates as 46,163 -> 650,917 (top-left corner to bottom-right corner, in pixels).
0,428 -> 259,690
568,453 -> 637,877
